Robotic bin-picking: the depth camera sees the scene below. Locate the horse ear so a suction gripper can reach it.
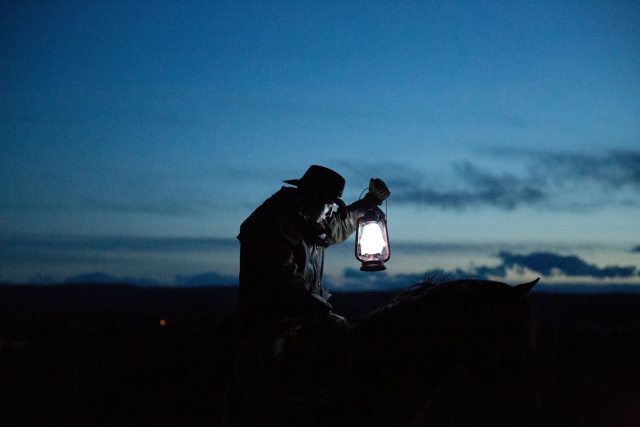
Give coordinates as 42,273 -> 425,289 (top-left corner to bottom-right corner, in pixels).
513,278 -> 539,299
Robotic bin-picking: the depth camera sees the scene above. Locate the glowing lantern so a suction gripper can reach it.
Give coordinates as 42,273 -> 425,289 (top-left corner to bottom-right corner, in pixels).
355,208 -> 390,271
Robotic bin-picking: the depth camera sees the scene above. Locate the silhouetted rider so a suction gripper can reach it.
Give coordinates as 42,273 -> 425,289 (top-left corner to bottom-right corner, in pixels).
236,165 -> 390,337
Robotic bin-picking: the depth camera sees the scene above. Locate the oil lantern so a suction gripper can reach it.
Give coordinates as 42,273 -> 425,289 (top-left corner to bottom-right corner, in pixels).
355,208 -> 390,271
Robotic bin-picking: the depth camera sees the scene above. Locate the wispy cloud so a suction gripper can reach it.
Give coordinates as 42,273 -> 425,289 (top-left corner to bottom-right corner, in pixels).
62,272 -> 161,287
328,268 -> 426,291
390,161 -> 547,210
1,235 -> 238,265
477,252 -> 639,279
540,150 -> 640,190
369,149 -> 640,211
3,235 -> 237,252
57,271 -> 237,287
175,272 -> 238,286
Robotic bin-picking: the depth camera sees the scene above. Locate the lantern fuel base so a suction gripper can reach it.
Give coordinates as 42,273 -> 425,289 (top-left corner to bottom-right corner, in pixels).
355,208 -> 390,271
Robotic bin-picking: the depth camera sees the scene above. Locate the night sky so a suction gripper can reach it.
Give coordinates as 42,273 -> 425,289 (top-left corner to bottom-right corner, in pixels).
2,1 -> 639,289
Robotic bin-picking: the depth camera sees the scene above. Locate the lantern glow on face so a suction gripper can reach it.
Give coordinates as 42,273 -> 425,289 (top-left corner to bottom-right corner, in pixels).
355,208 -> 390,271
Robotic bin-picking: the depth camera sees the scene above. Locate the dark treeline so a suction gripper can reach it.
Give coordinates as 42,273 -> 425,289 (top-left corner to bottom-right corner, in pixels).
1,284 -> 639,426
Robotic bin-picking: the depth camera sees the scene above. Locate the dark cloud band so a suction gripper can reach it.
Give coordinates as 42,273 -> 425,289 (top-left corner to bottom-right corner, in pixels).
381,149 -> 640,211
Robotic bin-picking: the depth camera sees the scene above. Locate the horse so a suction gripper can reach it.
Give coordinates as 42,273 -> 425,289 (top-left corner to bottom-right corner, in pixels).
223,277 -> 539,426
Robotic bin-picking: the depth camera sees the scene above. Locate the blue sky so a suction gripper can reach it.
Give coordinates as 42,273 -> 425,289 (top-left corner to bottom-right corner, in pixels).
1,1 -> 639,289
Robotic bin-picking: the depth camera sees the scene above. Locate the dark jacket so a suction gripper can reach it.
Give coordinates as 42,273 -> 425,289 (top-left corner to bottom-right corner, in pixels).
237,187 -> 367,331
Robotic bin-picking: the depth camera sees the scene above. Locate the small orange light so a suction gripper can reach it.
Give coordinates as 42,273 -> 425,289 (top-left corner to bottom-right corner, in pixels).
159,319 -> 166,326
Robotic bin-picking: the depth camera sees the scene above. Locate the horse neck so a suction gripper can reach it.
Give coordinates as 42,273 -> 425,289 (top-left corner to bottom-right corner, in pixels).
345,300 -> 477,415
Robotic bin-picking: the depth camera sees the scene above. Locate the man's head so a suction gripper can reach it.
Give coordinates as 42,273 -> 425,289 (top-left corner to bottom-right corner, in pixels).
284,165 -> 346,224
299,195 -> 336,223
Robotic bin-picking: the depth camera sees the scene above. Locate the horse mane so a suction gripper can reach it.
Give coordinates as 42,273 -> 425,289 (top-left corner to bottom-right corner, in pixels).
349,273 -> 520,335
347,273 -> 446,335
390,271 -> 457,303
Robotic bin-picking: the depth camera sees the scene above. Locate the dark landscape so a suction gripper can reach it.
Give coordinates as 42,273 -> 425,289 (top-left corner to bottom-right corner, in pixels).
1,284 -> 639,426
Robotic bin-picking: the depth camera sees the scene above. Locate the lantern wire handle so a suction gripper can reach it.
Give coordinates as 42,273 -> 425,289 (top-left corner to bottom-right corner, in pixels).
358,187 -> 368,199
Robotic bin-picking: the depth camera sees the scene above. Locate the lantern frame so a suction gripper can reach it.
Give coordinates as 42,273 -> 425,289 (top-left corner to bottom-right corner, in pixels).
355,208 -> 390,271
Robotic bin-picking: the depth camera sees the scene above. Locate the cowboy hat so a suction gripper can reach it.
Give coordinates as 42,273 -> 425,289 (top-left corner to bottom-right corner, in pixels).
284,165 -> 346,210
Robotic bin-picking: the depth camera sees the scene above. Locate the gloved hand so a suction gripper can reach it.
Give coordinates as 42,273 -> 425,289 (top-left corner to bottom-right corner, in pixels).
327,311 -> 349,330
315,311 -> 349,333
364,178 -> 390,206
